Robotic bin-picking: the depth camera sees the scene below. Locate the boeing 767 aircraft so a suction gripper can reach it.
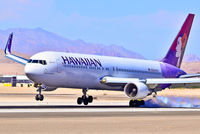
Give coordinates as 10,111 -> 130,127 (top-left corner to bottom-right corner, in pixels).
4,13 -> 200,107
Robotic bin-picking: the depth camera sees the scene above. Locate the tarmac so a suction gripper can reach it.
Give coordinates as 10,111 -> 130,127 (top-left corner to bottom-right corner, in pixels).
0,102 -> 200,134
0,87 -> 200,133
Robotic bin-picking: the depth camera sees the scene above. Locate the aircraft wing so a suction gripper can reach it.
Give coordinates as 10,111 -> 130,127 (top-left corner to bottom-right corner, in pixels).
4,33 -> 28,65
100,76 -> 200,85
179,74 -> 200,78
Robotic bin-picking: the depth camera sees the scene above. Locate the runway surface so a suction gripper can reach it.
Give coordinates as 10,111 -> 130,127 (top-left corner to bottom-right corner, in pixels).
0,103 -> 200,134
0,86 -> 200,133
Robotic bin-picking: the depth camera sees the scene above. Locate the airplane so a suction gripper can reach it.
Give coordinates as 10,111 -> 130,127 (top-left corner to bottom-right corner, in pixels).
4,13 -> 200,107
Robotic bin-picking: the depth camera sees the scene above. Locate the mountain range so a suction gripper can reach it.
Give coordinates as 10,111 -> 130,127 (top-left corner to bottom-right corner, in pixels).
0,28 -> 145,59
0,28 -> 199,62
183,54 -> 200,62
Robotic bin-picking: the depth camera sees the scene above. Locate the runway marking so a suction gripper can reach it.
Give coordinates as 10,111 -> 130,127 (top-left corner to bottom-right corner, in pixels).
0,102 -> 199,113
0,108 -> 200,113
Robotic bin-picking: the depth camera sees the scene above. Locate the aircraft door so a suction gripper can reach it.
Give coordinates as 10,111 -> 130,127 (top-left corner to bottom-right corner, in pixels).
57,58 -> 62,73
44,59 -> 57,74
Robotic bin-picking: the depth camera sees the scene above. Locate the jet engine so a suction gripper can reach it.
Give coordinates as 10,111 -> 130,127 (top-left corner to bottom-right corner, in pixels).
124,82 -> 150,99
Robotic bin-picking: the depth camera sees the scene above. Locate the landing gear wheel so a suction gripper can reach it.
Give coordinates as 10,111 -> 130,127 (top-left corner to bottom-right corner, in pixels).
129,100 -> 145,107
77,97 -> 82,105
35,84 -> 45,101
129,100 -> 139,107
140,100 -> 145,105
77,89 -> 94,105
35,94 -> 39,101
88,96 -> 93,103
83,98 -> 88,105
39,95 -> 44,101
35,94 -> 44,101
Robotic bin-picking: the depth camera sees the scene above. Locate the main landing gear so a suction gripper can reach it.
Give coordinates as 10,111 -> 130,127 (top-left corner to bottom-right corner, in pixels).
77,89 -> 93,105
129,99 -> 145,107
35,85 -> 44,101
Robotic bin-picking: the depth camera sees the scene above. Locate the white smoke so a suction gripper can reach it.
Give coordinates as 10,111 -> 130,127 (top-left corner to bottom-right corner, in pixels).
143,96 -> 200,108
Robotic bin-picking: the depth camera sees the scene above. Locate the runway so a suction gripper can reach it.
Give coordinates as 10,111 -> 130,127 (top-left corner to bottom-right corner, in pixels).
0,87 -> 200,133
1,105 -> 200,113
0,103 -> 200,134
0,102 -> 200,112
0,104 -> 200,117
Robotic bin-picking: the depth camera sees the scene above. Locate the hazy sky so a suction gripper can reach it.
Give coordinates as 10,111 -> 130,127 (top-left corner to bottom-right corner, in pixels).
0,0 -> 199,59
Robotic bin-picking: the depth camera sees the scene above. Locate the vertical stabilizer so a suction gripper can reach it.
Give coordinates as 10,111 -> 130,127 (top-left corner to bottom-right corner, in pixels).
162,14 -> 194,68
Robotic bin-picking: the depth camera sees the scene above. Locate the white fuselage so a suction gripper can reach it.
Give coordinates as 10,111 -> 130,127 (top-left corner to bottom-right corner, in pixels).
25,51 -> 164,91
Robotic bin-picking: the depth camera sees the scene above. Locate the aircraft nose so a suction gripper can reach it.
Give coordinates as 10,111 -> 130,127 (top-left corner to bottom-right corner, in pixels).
25,64 -> 34,75
25,64 -> 43,82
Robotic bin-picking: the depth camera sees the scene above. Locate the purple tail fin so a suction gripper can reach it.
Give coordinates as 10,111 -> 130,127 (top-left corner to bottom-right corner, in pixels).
162,14 -> 194,68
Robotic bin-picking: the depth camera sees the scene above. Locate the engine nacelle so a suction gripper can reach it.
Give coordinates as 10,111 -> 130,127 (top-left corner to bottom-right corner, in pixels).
42,86 -> 57,91
124,82 -> 150,99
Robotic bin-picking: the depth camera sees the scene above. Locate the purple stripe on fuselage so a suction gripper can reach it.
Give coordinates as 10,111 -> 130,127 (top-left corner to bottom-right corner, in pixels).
160,62 -> 186,89
162,51 -> 178,68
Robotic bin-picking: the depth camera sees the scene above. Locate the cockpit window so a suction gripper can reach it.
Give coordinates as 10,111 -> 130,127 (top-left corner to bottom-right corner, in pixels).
28,59 -> 47,65
28,59 -> 32,63
32,60 -> 39,63
39,60 -> 47,65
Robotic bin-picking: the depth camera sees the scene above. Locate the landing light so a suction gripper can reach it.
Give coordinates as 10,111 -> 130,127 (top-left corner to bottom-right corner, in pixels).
100,79 -> 106,83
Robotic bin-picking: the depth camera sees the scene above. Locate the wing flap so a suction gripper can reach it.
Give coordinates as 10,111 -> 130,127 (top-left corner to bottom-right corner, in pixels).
179,74 -> 200,78
146,78 -> 200,84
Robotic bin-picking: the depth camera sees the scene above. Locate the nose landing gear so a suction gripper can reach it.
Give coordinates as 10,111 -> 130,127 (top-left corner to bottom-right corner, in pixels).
34,84 -> 44,101
129,99 -> 145,107
35,94 -> 44,101
77,89 -> 93,105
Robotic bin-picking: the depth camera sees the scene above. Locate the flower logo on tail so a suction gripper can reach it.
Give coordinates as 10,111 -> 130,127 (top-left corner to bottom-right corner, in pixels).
176,33 -> 187,58
176,33 -> 187,66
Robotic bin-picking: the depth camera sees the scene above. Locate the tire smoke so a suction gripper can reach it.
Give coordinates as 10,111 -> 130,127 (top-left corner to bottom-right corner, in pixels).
143,96 -> 200,108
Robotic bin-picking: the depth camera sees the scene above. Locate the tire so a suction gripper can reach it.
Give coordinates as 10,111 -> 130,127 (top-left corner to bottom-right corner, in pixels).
35,95 -> 39,101
129,100 -> 134,107
140,100 -> 145,105
77,97 -> 82,105
129,100 -> 139,107
83,99 -> 88,105
134,100 -> 140,107
88,96 -> 93,103
39,95 -> 44,101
